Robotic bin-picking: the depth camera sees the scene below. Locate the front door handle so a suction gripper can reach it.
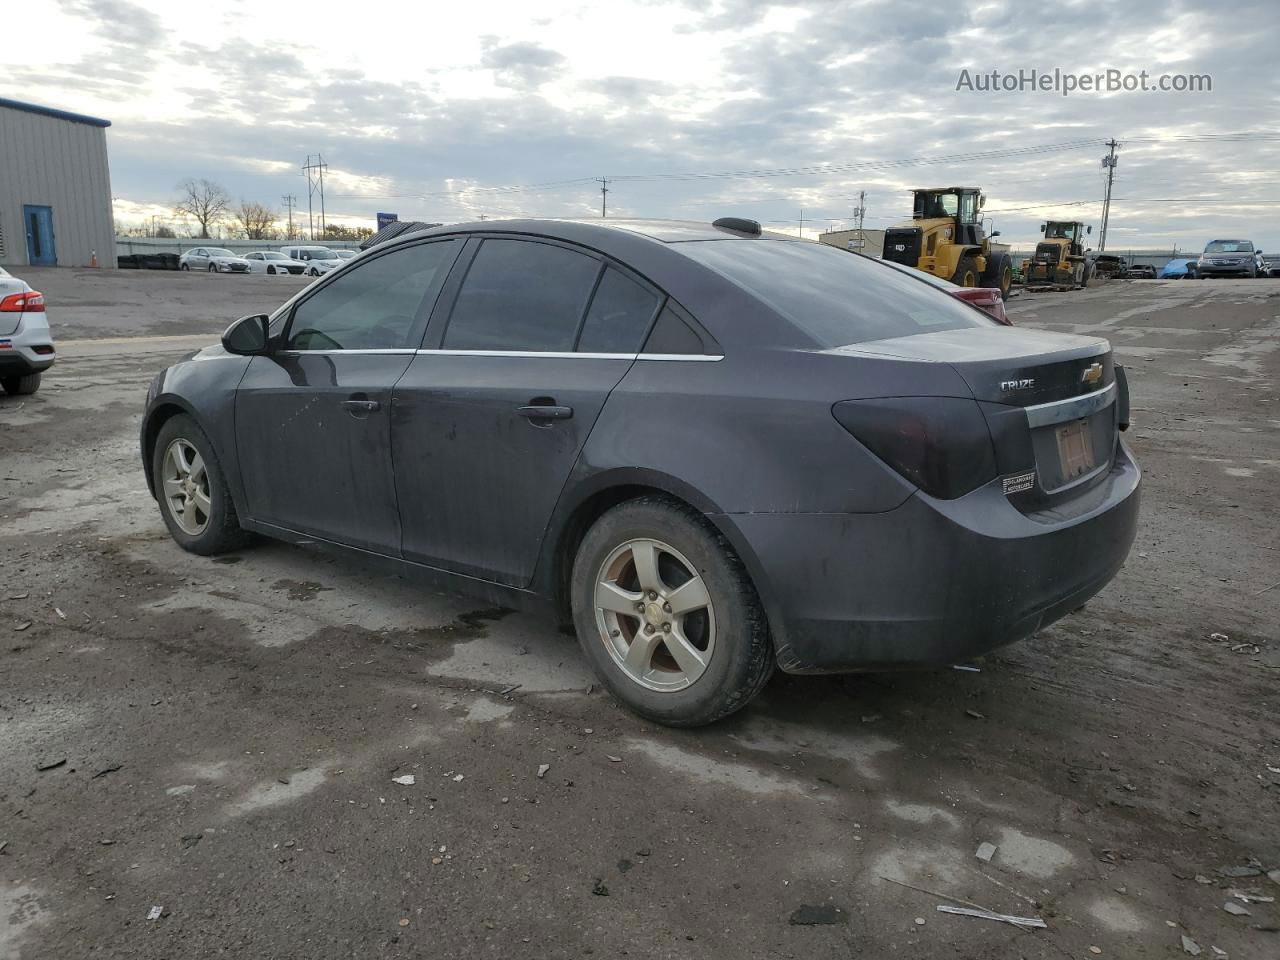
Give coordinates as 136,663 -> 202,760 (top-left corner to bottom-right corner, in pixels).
341,399 -> 381,416
517,404 -> 573,421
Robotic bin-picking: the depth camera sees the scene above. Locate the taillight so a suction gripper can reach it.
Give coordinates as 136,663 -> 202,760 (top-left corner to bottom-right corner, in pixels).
832,397 -> 997,499
0,290 -> 45,312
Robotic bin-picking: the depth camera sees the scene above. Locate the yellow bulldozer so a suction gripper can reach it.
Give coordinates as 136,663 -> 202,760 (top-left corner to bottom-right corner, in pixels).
1023,221 -> 1094,287
881,187 -> 1013,299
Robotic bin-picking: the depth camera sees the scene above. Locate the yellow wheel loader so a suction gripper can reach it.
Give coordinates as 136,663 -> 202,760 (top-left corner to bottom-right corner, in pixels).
1023,221 -> 1094,287
881,187 -> 1013,299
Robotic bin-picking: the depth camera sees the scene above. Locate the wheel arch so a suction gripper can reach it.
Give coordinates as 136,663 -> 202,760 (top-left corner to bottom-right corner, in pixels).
534,468 -> 787,657
140,396 -> 208,497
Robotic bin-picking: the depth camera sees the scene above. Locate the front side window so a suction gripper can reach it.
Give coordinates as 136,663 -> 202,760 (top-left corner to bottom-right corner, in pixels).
286,240 -> 462,350
443,238 -> 600,352
679,240 -> 995,348
577,267 -> 662,354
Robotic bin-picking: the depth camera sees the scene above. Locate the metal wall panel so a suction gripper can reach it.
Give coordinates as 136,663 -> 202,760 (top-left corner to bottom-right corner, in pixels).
0,105 -> 116,268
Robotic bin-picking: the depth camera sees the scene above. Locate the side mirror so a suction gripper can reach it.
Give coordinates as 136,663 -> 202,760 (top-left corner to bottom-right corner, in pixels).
1039,223 -> 1046,233
991,230 -> 1001,238
1087,225 -> 1093,234
222,314 -> 271,355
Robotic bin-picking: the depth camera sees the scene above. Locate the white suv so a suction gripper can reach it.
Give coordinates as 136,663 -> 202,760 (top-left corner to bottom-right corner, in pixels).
0,267 -> 56,395
279,245 -> 344,276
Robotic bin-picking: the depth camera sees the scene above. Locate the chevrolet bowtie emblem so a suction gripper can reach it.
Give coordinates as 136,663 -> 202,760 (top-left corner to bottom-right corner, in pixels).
1081,362 -> 1103,386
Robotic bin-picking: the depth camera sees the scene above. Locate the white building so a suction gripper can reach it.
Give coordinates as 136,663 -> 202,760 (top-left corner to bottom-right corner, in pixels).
0,97 -> 115,269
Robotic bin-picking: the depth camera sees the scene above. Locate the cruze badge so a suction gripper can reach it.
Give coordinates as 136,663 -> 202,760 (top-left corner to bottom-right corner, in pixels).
1081,362 -> 1103,386
1000,378 -> 1035,391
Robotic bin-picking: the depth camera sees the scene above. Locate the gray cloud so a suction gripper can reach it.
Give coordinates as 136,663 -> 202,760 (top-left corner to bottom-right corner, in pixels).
480,40 -> 567,90
11,0 -> 1280,249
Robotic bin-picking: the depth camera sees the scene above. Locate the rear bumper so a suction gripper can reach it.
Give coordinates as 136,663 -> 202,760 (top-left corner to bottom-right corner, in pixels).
723,442 -> 1140,673
0,320 -> 56,375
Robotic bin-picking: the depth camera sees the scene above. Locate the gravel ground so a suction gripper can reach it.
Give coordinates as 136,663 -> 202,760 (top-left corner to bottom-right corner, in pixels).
1,272 -> 1277,959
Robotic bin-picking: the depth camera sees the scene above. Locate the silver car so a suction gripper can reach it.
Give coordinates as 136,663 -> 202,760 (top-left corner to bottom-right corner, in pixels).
180,247 -> 252,273
0,266 -> 56,395
242,251 -> 307,276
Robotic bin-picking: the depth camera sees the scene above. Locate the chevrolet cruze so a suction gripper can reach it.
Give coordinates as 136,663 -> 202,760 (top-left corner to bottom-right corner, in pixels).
141,219 -> 1140,726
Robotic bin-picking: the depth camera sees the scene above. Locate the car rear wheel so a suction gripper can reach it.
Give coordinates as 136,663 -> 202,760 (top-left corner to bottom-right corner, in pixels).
571,496 -> 773,727
1,372 -> 41,396
152,414 -> 249,555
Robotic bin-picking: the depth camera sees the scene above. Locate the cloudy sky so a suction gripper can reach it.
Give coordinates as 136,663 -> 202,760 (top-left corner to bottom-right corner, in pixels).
9,0 -> 1280,250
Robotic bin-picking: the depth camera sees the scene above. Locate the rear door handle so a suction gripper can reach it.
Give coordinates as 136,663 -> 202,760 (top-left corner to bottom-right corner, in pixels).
517,404 -> 573,421
341,399 -> 381,414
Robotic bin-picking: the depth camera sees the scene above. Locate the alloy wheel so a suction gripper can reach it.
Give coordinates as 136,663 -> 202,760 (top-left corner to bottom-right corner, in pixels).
160,438 -> 211,535
593,538 -> 716,692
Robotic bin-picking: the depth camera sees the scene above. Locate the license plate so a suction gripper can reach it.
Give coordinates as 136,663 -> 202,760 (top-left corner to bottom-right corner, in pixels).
1056,419 -> 1095,480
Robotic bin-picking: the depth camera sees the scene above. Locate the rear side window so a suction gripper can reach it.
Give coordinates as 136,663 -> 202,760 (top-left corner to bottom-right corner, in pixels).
678,240 -> 995,347
444,239 -> 600,351
577,267 -> 661,354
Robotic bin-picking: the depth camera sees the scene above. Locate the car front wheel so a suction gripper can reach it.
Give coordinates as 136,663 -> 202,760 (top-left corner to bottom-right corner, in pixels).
571,496 -> 773,727
207,263 -> 217,273
152,414 -> 249,555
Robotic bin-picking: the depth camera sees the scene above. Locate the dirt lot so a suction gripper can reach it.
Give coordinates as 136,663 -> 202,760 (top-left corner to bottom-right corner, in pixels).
2,271 -> 1278,959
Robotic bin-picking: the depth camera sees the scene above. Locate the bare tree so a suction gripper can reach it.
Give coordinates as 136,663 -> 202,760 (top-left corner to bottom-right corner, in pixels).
233,200 -> 278,240
174,178 -> 230,239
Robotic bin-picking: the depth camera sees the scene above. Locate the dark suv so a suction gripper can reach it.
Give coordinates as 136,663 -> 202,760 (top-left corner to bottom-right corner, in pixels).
140,218 -> 1140,726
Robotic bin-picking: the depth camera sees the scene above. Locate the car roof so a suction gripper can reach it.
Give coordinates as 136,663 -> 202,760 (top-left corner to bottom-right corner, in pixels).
409,218 -> 795,245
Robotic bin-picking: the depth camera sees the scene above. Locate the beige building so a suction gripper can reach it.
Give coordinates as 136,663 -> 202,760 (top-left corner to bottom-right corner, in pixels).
818,228 -> 884,258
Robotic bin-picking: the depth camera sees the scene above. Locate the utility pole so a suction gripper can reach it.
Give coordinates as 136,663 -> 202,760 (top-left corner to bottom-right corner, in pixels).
302,154 -> 329,240
1099,139 -> 1118,252
282,194 -> 297,240
798,208 -> 804,240
854,190 -> 866,251
597,178 -> 609,218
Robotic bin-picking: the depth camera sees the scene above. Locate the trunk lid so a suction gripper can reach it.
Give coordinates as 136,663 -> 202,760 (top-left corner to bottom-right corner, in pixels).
842,328 -> 1119,505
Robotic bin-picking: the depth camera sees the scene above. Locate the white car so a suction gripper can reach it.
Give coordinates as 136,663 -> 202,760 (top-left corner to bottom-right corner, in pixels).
0,266 -> 56,395
179,247 -> 252,273
242,251 -> 308,276
279,245 -> 345,276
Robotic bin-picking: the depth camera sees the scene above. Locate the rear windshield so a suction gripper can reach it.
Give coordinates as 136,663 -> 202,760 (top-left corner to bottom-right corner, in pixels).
678,240 -> 995,347
1205,240 -> 1253,253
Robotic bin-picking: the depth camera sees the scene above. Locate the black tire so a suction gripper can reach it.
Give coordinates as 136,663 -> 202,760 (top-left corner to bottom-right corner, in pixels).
950,254 -> 979,287
570,496 -> 773,727
981,252 -> 1013,300
1081,262 -> 1092,288
180,262 -> 190,271
207,263 -> 217,273
267,266 -> 276,275
151,413 -> 250,556
1,372 -> 41,396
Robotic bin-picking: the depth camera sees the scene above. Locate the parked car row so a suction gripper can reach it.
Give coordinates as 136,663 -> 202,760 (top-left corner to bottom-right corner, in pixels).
178,246 -> 358,276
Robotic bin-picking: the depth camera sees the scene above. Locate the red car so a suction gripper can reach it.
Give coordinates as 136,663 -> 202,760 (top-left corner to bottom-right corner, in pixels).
870,254 -> 1012,324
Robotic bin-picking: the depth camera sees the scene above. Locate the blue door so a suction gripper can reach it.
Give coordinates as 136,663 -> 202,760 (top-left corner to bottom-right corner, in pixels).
24,205 -> 56,266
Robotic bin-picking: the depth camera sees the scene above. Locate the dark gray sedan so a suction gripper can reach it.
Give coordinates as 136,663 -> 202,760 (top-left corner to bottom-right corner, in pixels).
140,218 -> 1140,726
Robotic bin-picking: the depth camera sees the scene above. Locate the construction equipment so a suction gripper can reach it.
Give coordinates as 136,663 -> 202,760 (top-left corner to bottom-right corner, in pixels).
1023,221 -> 1093,287
881,187 -> 1013,299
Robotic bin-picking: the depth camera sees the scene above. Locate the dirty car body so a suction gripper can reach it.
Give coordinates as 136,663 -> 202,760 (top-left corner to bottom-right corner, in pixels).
140,219 -> 1140,718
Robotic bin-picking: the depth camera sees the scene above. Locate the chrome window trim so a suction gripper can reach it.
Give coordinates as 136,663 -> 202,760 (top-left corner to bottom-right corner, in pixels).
1024,381 -> 1115,428
275,348 -> 417,356
412,348 -> 723,361
268,348 -> 725,361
